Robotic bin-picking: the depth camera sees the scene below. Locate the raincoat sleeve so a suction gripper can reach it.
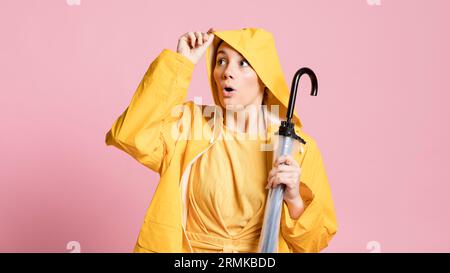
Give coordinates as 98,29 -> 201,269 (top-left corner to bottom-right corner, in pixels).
280,141 -> 338,252
105,49 -> 195,174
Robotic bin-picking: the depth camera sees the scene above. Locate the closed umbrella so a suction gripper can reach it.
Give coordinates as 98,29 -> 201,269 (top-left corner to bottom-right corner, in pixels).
258,67 -> 318,253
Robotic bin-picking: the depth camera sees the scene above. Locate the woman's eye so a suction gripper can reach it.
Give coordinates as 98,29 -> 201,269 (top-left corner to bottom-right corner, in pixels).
240,60 -> 249,67
216,58 -> 249,67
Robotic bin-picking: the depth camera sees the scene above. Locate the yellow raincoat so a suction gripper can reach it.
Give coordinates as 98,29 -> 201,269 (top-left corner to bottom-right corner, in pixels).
105,28 -> 337,253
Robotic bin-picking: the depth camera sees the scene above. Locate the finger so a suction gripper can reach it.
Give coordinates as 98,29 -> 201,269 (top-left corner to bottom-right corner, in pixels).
271,176 -> 288,188
267,173 -> 273,184
267,174 -> 281,189
273,155 -> 288,167
267,175 -> 283,189
207,27 -> 215,34
187,32 -> 196,48
273,156 -> 283,167
179,36 -> 189,47
205,32 -> 215,46
267,165 -> 296,181
267,173 -> 291,189
272,175 -> 293,188
275,164 -> 297,173
266,176 -> 273,189
202,32 -> 208,43
268,176 -> 277,188
267,165 -> 297,183
285,155 -> 299,167
275,155 -> 297,167
194,31 -> 202,46
267,173 -> 276,187
267,167 -> 278,179
266,175 -> 275,189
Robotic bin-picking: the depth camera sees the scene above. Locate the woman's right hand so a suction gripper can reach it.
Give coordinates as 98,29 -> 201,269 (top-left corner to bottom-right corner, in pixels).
177,28 -> 215,65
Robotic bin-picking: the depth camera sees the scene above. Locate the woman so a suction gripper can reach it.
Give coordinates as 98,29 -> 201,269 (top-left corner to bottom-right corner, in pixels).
105,27 -> 337,253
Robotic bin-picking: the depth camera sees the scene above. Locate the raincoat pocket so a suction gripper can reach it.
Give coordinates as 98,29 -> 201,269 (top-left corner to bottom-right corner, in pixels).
137,219 -> 183,253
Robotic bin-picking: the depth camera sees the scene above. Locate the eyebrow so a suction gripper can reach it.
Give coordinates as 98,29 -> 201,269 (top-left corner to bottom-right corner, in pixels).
216,50 -> 245,59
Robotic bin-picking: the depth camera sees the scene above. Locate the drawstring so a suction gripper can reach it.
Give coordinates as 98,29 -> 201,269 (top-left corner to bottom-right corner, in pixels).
262,104 -> 267,134
210,107 -> 217,144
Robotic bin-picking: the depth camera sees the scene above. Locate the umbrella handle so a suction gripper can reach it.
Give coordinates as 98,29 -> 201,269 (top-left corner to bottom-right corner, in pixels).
286,67 -> 318,123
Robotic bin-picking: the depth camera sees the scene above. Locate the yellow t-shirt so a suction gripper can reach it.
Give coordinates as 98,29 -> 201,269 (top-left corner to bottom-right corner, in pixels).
186,124 -> 269,253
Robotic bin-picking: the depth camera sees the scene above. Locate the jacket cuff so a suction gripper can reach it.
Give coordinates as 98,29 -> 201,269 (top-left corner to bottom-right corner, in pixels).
142,49 -> 195,102
159,49 -> 195,71
282,200 -> 304,231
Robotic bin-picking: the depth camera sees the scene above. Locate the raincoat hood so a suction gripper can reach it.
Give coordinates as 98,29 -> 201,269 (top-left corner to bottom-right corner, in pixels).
206,27 -> 303,128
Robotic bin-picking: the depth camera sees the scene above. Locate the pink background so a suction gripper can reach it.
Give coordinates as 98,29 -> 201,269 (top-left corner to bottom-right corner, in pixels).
1,0 -> 449,253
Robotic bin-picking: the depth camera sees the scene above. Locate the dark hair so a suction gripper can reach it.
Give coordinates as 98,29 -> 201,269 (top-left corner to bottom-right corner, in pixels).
216,40 -> 223,52
214,40 -> 224,61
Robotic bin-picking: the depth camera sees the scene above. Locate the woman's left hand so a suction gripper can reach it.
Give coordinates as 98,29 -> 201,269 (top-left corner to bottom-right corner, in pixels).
266,155 -> 302,203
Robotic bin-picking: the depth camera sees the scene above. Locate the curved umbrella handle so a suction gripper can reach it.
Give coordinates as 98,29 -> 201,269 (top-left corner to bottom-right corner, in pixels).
286,67 -> 318,123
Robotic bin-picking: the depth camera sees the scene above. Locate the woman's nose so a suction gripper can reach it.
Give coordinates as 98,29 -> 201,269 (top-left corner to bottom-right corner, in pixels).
223,65 -> 235,79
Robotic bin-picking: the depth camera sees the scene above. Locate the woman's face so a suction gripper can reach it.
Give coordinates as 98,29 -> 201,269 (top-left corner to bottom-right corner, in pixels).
213,42 -> 265,111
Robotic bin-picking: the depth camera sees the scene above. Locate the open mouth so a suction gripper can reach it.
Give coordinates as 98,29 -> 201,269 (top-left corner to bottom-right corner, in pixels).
222,87 -> 236,98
